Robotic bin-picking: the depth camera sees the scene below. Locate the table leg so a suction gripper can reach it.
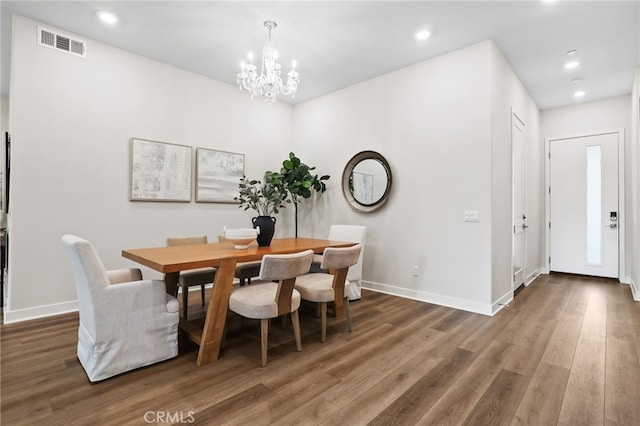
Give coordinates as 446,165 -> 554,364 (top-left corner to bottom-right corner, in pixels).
196,257 -> 237,366
164,272 -> 180,296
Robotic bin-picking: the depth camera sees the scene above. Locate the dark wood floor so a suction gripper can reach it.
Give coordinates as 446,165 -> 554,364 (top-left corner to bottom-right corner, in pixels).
1,274 -> 639,425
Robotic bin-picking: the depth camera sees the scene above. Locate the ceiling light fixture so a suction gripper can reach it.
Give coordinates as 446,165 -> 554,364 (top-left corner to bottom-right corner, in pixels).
567,50 -> 577,55
97,11 -> 118,24
564,61 -> 580,70
237,21 -> 299,104
574,90 -> 586,98
415,29 -> 431,41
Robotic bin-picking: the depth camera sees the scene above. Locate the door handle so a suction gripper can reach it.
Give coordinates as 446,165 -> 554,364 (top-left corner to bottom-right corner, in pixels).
610,223 -> 618,229
522,224 -> 529,229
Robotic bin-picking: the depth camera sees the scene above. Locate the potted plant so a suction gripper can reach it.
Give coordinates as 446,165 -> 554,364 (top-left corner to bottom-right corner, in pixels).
269,152 -> 330,238
235,175 -> 288,246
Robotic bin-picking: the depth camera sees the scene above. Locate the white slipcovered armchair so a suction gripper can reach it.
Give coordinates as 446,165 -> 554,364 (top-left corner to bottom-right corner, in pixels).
61,235 -> 179,382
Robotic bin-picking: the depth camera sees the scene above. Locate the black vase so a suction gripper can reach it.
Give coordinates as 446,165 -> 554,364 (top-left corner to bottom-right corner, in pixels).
252,216 -> 276,246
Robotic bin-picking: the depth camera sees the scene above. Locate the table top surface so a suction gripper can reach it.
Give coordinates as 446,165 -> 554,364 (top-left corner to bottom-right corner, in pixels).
122,237 -> 354,273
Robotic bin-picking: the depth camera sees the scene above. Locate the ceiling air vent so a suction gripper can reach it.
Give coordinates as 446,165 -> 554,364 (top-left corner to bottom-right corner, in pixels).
38,26 -> 86,58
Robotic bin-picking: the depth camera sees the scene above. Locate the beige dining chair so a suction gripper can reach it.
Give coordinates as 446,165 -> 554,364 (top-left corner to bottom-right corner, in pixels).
166,236 -> 216,319
218,235 -> 261,286
311,225 -> 366,300
227,249 -> 314,367
296,244 -> 362,342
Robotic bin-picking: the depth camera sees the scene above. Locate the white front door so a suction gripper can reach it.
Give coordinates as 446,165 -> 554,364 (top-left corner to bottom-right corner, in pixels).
549,133 -> 619,278
512,113 -> 526,289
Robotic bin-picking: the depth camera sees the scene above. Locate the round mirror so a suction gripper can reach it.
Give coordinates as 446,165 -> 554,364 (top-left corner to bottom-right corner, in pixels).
342,151 -> 392,213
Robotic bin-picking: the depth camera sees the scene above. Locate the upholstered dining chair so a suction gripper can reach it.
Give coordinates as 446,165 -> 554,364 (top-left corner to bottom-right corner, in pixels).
218,235 -> 261,286
166,236 -> 216,318
296,244 -> 362,342
311,225 -> 366,300
228,250 -> 314,367
61,235 -> 179,382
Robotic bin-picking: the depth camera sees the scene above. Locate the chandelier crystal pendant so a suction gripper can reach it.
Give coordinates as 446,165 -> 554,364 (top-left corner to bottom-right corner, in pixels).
236,21 -> 299,104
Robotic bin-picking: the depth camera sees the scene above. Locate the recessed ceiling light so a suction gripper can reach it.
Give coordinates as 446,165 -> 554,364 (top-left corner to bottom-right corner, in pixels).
564,61 -> 580,70
572,78 -> 583,84
97,11 -> 118,24
567,50 -> 577,56
574,91 -> 586,98
415,30 -> 431,41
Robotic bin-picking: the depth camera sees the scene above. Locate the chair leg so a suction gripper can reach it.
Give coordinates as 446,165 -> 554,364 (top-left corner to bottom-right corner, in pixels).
182,285 -> 188,319
200,284 -> 206,306
320,302 -> 327,342
261,318 -> 269,367
291,310 -> 302,352
344,297 -> 352,332
221,310 -> 228,349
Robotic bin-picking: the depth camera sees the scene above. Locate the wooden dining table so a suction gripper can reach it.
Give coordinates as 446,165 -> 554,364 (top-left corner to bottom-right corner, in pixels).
122,237 -> 354,366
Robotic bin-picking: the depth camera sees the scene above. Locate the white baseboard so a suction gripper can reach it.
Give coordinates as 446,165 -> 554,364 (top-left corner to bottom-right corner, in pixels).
3,283 -> 216,325
630,278 -> 639,301
491,270 -> 545,315
362,280 -> 494,316
619,276 -> 631,285
492,291 -> 513,316
362,269 -> 549,318
4,300 -> 78,325
525,268 -> 545,286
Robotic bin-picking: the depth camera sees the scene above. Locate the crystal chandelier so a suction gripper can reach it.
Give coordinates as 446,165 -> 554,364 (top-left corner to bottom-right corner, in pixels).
236,21 -> 299,104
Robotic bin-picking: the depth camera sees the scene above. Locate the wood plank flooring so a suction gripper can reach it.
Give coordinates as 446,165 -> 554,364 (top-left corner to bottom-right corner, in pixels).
1,273 -> 639,425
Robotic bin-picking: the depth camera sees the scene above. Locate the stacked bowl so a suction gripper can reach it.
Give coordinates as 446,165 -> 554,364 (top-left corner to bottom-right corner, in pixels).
224,227 -> 259,249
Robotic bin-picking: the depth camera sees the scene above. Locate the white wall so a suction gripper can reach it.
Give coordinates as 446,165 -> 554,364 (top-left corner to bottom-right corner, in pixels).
292,40 -> 542,314
630,68 -> 639,299
1,95 -> 8,135
1,95 -> 7,225
489,42 -> 542,306
541,95 -> 633,283
6,16 -> 294,322
293,41 -> 497,313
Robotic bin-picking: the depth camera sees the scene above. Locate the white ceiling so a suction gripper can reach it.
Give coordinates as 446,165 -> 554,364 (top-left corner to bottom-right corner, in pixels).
1,1 -> 638,110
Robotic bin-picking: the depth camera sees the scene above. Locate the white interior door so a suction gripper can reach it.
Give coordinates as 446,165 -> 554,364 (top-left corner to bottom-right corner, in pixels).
550,133 -> 619,278
512,114 -> 526,289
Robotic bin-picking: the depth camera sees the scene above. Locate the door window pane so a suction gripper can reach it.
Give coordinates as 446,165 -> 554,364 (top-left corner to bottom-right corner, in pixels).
586,145 -> 602,265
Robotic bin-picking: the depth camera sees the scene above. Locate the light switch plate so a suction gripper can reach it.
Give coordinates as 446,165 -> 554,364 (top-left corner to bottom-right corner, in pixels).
464,210 -> 480,222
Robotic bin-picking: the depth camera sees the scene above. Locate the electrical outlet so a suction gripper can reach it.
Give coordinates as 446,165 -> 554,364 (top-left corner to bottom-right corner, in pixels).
464,210 -> 480,222
412,265 -> 419,276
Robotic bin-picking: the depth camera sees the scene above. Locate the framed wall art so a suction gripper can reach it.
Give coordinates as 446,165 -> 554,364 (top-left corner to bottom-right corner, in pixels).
130,138 -> 192,202
196,148 -> 245,203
